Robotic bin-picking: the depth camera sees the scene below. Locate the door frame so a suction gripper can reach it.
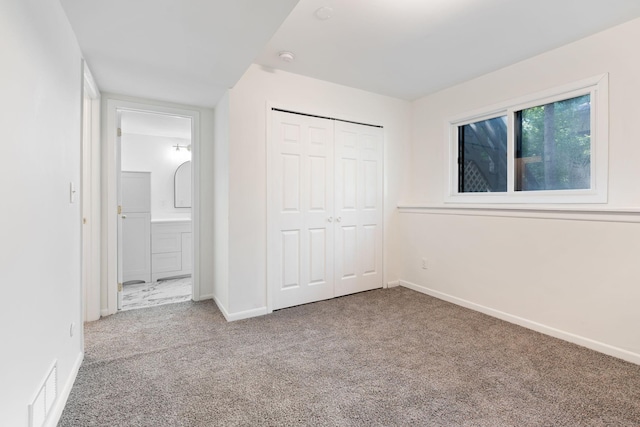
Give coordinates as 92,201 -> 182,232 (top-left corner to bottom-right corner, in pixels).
265,102 -> 386,314
81,62 -> 101,322
104,99 -> 201,316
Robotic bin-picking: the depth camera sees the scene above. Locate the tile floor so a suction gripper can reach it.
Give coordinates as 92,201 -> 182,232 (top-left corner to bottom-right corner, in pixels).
122,277 -> 192,311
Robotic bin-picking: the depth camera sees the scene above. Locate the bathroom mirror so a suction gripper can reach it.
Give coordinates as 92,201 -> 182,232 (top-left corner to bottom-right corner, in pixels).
174,161 -> 191,208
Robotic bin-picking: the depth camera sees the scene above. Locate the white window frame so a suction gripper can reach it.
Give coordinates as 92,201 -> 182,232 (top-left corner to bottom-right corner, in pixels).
446,74 -> 608,204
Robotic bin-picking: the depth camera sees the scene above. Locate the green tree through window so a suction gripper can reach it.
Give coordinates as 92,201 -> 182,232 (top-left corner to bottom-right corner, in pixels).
515,94 -> 591,191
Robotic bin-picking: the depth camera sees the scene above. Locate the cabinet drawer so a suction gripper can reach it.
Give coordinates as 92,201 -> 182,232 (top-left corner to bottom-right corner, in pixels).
181,232 -> 192,271
152,232 -> 181,254
152,252 -> 182,273
151,222 -> 191,234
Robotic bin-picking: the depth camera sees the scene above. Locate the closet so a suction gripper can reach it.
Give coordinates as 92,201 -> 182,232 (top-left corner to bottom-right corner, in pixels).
269,110 -> 383,310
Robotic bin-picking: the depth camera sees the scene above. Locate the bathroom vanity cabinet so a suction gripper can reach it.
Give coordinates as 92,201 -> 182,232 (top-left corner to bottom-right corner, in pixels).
151,219 -> 192,281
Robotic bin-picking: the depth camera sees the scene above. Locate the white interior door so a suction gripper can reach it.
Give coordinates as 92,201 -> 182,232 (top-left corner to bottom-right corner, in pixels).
334,121 -> 384,297
121,171 -> 151,213
270,111 -> 335,310
121,171 -> 151,284
122,212 -> 151,283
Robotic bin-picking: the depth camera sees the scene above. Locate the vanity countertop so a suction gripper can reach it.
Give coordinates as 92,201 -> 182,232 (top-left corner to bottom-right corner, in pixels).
151,218 -> 191,224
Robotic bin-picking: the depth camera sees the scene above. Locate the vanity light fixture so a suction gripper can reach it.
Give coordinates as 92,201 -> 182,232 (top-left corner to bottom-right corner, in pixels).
173,144 -> 191,152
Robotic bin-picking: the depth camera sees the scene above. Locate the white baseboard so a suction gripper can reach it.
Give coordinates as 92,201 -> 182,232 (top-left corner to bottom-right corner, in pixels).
227,306 -> 268,322
100,308 -> 110,317
212,295 -> 230,320
196,293 -> 213,301
399,280 -> 640,366
45,351 -> 83,427
213,296 -> 268,322
387,280 -> 400,288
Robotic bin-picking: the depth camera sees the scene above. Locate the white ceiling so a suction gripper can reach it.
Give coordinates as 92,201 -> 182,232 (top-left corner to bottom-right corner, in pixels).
255,0 -> 640,100
121,110 -> 192,139
61,0 -> 640,107
60,0 -> 299,108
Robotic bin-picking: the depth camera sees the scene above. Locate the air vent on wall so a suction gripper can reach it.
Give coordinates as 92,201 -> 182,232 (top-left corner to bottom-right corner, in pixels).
29,362 -> 57,427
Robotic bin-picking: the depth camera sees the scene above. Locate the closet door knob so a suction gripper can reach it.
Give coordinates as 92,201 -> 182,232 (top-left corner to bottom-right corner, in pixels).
336,217 -> 342,222
121,215 -> 127,219
327,216 -> 333,222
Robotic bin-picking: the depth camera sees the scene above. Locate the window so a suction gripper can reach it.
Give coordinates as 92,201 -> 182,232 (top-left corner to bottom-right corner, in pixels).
458,116 -> 507,193
515,95 -> 590,192
447,74 -> 608,204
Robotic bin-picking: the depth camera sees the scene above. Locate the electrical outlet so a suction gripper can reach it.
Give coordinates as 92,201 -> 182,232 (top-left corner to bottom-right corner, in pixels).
421,258 -> 428,269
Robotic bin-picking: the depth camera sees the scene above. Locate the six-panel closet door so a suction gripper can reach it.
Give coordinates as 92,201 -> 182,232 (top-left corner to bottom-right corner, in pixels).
271,111 -> 335,310
269,110 -> 383,311
333,121 -> 383,297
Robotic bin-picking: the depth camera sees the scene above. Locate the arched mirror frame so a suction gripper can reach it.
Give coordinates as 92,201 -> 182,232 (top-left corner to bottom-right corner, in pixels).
174,160 -> 191,208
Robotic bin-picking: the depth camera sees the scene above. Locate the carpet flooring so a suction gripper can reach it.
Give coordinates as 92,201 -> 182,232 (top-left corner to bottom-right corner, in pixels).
58,287 -> 640,426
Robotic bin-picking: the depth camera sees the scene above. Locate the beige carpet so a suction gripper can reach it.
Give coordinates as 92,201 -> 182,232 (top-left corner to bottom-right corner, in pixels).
59,287 -> 640,426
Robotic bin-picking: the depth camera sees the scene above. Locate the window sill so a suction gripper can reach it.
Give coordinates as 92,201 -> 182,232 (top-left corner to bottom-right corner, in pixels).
397,203 -> 640,223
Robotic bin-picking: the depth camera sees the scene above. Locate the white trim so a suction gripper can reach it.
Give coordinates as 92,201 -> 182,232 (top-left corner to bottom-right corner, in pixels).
447,74 -> 607,128
105,98 -> 201,315
387,280 -> 400,288
397,203 -> 640,223
81,60 -> 101,323
445,73 -> 609,204
399,280 -> 640,366
198,293 -> 214,301
226,306 -> 268,322
190,112 -> 201,303
265,102 -> 274,314
82,65 -> 99,100
45,352 -> 83,427
214,295 -> 268,322
213,295 -> 230,320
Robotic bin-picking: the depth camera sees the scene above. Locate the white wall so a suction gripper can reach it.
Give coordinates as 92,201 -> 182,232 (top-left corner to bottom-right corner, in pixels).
0,0 -> 84,425
224,64 -> 411,316
401,17 -> 640,363
100,93 -> 215,309
121,133 -> 192,220
213,91 -> 230,311
198,100 -> 216,300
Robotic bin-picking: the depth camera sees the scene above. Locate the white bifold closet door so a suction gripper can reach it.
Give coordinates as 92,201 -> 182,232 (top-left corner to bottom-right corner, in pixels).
333,121 -> 383,297
270,110 -> 383,311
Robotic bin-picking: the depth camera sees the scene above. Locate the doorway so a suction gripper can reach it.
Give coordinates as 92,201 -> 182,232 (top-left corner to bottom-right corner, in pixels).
119,110 -> 193,310
105,99 -> 201,315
